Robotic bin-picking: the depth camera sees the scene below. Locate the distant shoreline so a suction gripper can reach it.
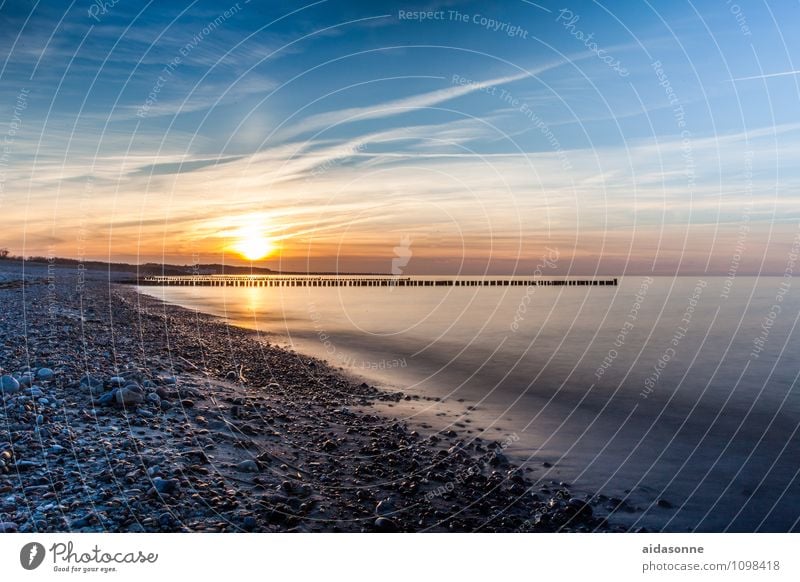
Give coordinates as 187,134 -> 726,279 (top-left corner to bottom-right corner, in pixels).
0,256 -> 392,278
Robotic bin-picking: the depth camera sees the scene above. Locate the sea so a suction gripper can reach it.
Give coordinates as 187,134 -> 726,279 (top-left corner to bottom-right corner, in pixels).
138,275 -> 800,532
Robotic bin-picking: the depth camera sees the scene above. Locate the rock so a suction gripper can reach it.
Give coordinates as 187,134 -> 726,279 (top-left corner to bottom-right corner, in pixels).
0,521 -> 18,533
146,392 -> 161,406
152,477 -> 179,495
374,517 -> 397,532
97,391 -> 116,406
0,375 -> 20,394
28,386 -> 44,398
48,445 -> 66,455
236,459 -> 259,473
657,498 -> 673,509
36,368 -> 55,381
19,373 -> 34,387
116,385 -> 144,406
108,376 -> 127,388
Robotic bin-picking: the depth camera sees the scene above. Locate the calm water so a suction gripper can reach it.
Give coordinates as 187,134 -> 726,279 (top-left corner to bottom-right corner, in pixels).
138,276 -> 800,532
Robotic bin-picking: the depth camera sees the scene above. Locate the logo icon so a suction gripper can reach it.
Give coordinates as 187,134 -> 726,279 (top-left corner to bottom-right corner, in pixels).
20,542 -> 46,570
391,235 -> 413,276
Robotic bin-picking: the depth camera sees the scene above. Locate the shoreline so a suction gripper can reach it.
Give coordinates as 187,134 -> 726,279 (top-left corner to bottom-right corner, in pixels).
0,264 -> 624,532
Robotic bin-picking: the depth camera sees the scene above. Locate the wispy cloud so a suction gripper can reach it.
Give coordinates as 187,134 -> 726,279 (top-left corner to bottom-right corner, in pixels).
731,70 -> 800,82
274,64 -> 563,142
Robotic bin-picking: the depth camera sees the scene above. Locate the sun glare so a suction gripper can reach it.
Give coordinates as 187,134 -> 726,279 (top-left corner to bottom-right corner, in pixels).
232,227 -> 276,261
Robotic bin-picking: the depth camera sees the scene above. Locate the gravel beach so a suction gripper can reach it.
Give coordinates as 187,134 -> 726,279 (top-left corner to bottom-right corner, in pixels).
0,260 -> 623,533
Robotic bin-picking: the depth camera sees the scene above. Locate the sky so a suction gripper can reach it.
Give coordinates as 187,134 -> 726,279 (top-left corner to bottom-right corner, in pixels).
0,0 -> 798,274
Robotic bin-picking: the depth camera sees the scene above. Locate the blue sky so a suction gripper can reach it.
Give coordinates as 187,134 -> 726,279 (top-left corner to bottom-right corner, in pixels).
1,0 -> 798,274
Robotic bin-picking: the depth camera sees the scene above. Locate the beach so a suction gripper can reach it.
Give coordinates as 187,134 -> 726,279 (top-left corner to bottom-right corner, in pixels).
0,261 -> 621,533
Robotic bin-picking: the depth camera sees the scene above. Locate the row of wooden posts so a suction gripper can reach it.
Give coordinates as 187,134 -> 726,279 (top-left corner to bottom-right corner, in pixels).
138,276 -> 619,288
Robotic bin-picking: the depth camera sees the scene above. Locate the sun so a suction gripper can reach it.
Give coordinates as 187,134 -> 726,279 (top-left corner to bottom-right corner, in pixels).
232,229 -> 276,261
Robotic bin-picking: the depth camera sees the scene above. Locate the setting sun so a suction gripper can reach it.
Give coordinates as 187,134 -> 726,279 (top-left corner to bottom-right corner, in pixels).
229,222 -> 277,261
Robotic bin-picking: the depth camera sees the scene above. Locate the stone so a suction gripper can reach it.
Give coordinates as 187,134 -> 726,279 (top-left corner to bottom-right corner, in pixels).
152,477 -> 179,495
36,368 -> 55,381
97,391 -> 116,406
0,521 -> 18,533
236,459 -> 259,473
116,385 -> 145,407
0,375 -> 20,394
108,376 -> 127,388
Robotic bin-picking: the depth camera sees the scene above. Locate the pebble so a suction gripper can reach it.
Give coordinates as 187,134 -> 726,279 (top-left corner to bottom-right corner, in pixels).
1,375 -> 20,394
116,385 -> 145,406
97,391 -> 116,406
236,459 -> 259,473
152,477 -> 179,495
0,521 -> 18,533
36,368 -> 55,381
